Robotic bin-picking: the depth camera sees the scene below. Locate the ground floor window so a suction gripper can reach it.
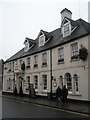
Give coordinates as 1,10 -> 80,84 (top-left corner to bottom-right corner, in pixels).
59,73 -> 79,93
65,73 -> 72,92
59,76 -> 63,88
42,75 -> 47,90
26,76 -> 30,90
7,78 -> 12,90
73,74 -> 79,92
34,75 -> 38,89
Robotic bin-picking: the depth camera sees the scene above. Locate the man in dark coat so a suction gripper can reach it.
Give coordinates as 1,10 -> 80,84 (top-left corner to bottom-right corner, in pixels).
56,86 -> 63,105
62,85 -> 68,105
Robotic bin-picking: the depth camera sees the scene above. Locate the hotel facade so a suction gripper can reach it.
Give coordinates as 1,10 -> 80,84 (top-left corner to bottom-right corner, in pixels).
3,8 -> 90,101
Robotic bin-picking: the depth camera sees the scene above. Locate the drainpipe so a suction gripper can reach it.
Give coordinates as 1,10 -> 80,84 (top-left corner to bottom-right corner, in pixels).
50,49 -> 52,99
2,59 -> 4,91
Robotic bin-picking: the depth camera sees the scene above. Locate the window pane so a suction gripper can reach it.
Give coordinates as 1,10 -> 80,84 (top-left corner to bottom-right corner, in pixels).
42,75 -> 47,90
65,73 -> 72,91
42,53 -> 47,63
71,43 -> 78,56
73,74 -> 79,92
34,76 -> 38,89
27,57 -> 30,66
64,23 -> 70,36
34,55 -> 38,64
58,48 -> 64,60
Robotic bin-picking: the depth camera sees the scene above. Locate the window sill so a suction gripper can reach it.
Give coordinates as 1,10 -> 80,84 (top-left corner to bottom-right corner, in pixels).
33,67 -> 38,69
70,58 -> 80,62
41,65 -> 48,68
35,89 -> 38,93
57,61 -> 65,65
42,90 -> 47,93
7,70 -> 14,73
69,92 -> 81,96
26,66 -> 31,69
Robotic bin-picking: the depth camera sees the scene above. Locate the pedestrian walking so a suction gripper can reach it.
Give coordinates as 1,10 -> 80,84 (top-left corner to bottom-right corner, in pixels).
29,84 -> 36,98
56,86 -> 63,106
62,85 -> 68,105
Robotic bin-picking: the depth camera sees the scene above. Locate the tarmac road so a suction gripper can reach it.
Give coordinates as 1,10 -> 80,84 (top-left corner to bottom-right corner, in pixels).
2,96 -> 89,118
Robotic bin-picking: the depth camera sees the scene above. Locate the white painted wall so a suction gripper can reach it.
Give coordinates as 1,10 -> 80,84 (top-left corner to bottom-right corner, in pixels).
3,36 -> 90,101
52,36 -> 89,101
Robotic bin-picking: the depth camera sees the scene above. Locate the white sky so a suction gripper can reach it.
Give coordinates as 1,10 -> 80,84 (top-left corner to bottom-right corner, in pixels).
0,0 -> 90,61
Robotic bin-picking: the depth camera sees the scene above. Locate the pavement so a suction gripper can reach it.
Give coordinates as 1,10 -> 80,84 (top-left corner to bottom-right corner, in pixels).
2,92 -> 90,116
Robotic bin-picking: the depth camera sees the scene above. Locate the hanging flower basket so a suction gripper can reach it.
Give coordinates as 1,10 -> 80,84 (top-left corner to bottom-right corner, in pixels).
79,47 -> 88,61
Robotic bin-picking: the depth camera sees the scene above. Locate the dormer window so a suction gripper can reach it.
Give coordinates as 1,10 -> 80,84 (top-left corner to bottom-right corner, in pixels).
38,30 -> 52,47
39,31 -> 45,47
63,21 -> 71,37
24,40 -> 29,52
24,37 -> 36,52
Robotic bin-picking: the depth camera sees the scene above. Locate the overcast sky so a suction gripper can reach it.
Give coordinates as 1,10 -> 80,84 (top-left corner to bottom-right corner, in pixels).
0,0 -> 90,61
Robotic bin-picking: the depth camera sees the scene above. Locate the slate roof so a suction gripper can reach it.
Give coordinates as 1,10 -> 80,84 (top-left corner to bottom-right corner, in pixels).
24,37 -> 36,44
5,18 -> 90,63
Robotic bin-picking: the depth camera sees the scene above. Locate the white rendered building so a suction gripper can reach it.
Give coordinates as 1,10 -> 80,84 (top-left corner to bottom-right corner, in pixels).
3,8 -> 90,101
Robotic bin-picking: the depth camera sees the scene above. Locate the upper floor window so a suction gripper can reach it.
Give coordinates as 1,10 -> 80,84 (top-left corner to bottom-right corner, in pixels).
8,62 -> 14,72
19,59 -> 22,66
71,43 -> 78,60
34,55 -> 38,68
42,53 -> 47,66
27,57 -> 30,68
63,22 -> 71,37
8,62 -> 11,71
58,47 -> 64,62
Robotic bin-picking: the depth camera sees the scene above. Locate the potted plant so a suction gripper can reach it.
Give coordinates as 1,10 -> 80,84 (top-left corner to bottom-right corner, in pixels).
79,47 -> 88,61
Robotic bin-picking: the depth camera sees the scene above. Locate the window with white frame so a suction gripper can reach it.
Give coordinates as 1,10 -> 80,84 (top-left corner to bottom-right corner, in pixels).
26,76 -> 30,89
63,22 -> 71,37
42,53 -> 47,65
34,55 -> 38,67
8,62 -> 11,71
7,78 -> 12,90
71,43 -> 78,59
65,73 -> 72,92
27,57 -> 30,67
58,47 -> 64,62
42,75 -> 47,90
73,74 -> 79,92
19,59 -> 22,66
59,76 -> 63,88
39,33 -> 45,47
34,75 -> 38,89
24,40 -> 29,52
19,59 -> 22,70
